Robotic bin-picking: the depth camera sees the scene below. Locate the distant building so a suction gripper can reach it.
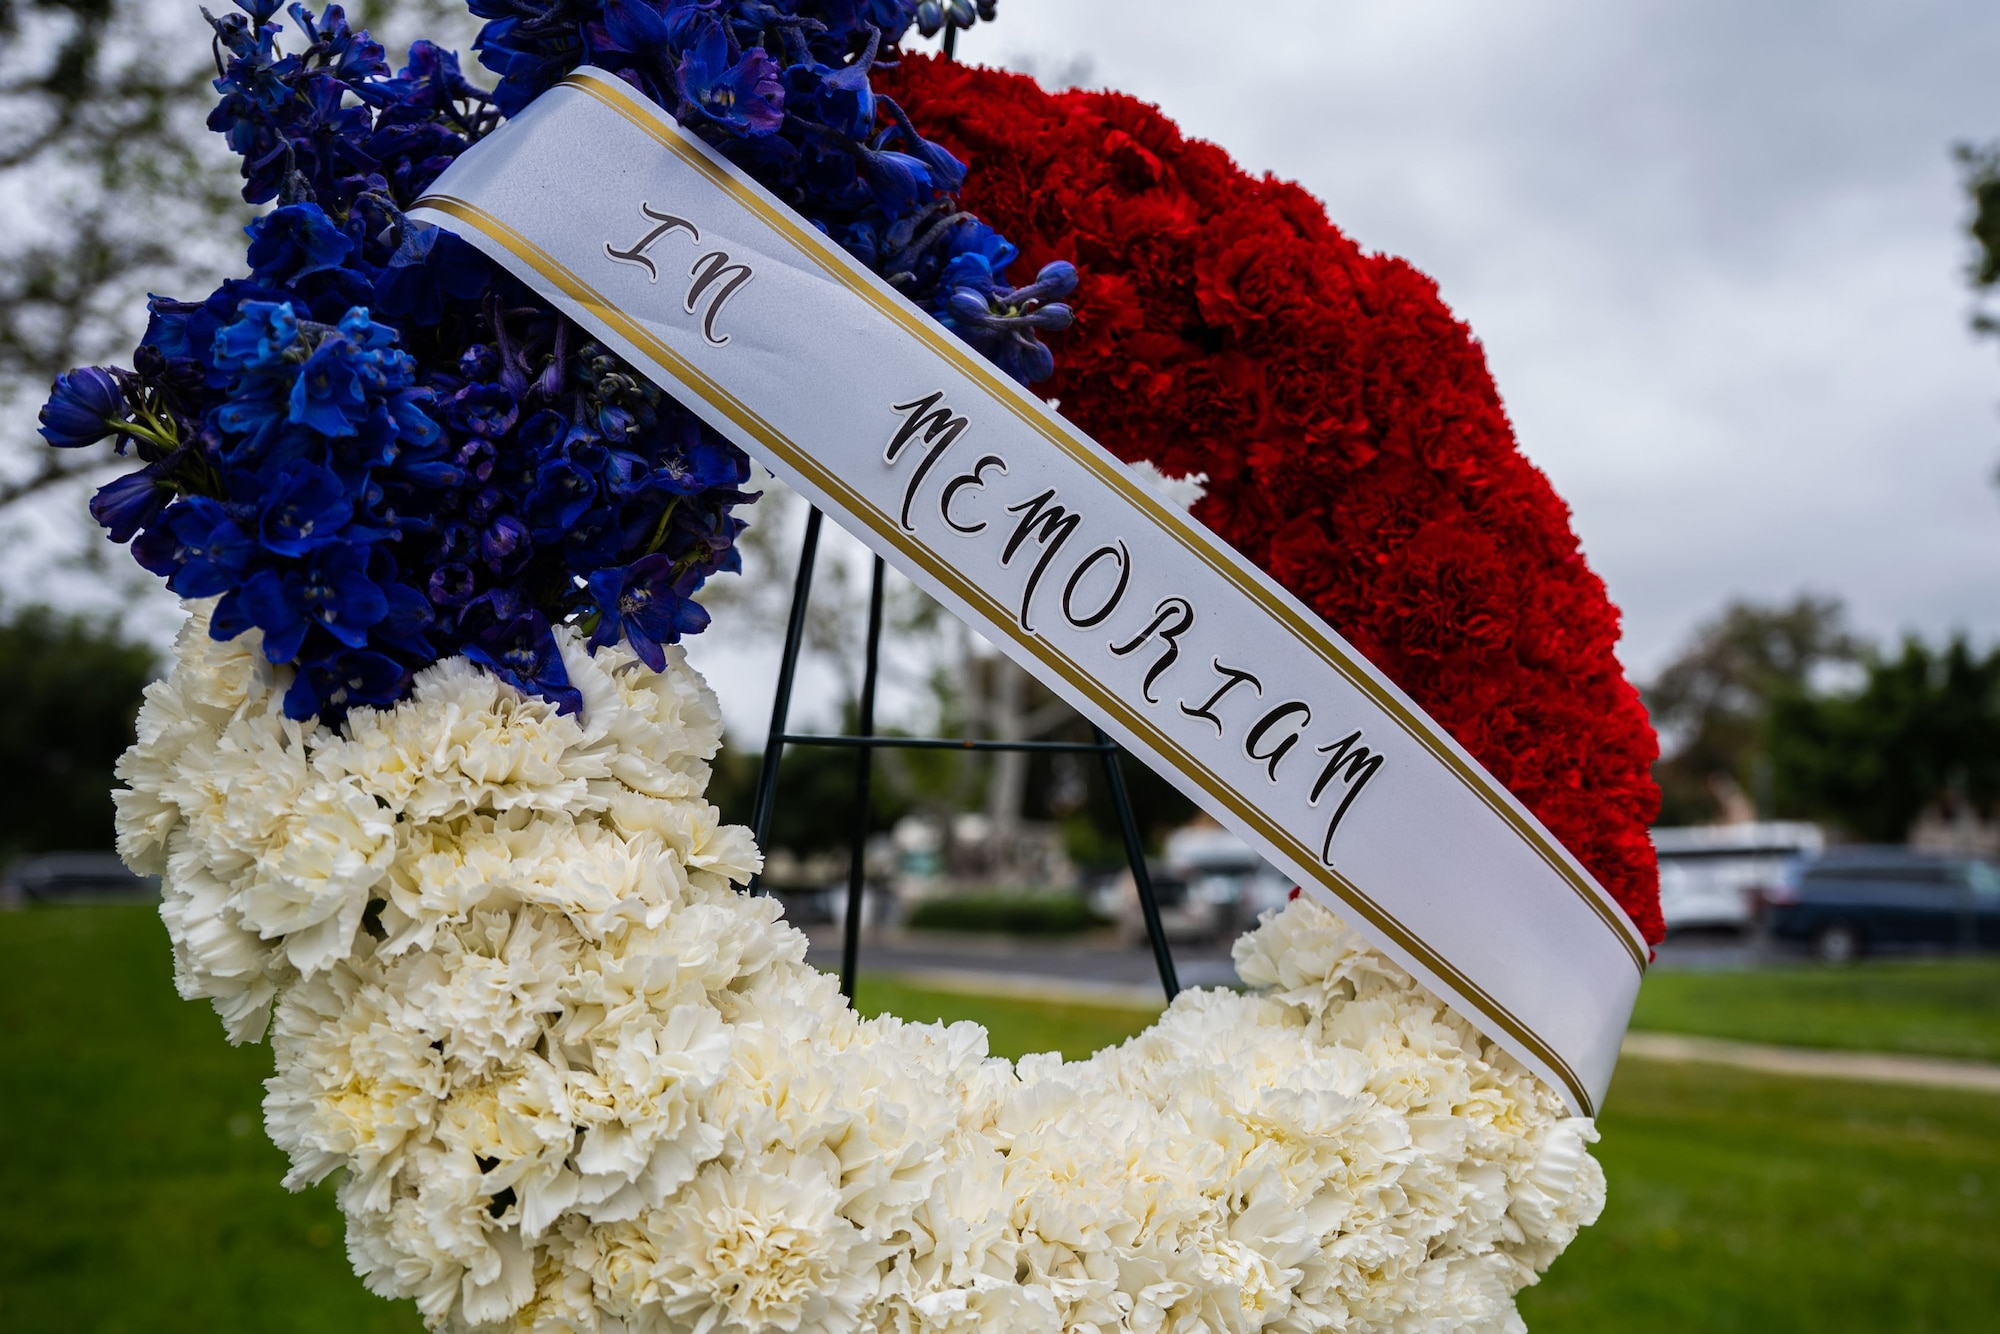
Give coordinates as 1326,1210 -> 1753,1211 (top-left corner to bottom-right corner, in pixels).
1908,800 -> 2000,860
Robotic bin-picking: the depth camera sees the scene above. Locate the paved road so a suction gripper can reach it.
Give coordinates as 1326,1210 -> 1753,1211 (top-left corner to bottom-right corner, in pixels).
802,927 -> 1241,998
1649,930 -> 1766,971
807,925 -> 1782,995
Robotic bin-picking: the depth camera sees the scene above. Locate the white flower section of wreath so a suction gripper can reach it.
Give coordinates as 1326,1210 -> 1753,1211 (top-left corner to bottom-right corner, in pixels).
118,602 -> 1606,1334
1125,458 -> 1210,511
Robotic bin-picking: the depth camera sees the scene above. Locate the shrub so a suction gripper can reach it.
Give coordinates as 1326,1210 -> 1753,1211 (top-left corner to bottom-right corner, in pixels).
906,891 -> 1111,936
0,605 -> 157,856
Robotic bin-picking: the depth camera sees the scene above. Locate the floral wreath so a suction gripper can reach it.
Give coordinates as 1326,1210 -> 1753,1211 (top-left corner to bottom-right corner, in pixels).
46,3 -> 1655,1331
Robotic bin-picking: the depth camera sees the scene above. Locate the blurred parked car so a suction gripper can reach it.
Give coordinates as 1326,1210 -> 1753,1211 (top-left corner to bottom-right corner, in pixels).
1093,863 -> 1199,943
1764,846 -> 2000,962
1651,822 -> 1824,933
0,852 -> 158,906
1094,822 -> 1294,945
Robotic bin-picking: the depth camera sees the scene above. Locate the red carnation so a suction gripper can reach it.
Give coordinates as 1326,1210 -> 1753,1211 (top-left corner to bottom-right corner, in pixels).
882,56 -> 1664,944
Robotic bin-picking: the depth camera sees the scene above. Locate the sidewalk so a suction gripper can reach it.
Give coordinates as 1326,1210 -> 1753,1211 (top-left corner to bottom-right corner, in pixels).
1619,1031 -> 2000,1094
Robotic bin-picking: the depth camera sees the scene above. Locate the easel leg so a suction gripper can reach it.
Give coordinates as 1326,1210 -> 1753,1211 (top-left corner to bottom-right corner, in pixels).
840,556 -> 886,999
1096,727 -> 1180,1001
749,507 -> 823,895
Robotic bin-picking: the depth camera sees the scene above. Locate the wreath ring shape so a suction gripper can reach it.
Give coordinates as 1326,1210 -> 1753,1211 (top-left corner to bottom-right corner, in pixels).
61,4 -> 1657,1331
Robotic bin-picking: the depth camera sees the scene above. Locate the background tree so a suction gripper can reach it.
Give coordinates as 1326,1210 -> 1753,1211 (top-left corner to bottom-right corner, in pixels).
0,1 -> 476,538
1644,594 -> 1861,825
1769,636 -> 2000,844
1958,138 -> 2000,486
0,604 -> 156,856
1959,140 -> 2000,334
0,0 -> 239,511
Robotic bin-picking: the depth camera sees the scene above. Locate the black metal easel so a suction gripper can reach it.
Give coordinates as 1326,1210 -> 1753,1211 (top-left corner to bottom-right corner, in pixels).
745,23 -> 1177,1007
746,507 -> 1181,1005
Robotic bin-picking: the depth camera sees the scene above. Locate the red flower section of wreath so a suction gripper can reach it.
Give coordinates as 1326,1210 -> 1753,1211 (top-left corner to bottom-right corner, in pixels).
883,55 -> 1665,943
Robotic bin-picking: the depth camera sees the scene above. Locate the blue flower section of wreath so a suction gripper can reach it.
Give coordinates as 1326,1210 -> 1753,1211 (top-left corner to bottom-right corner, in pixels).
37,0 -> 1069,723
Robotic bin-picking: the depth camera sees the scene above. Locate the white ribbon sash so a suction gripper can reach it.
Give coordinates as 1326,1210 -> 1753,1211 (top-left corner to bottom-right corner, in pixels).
412,66 -> 1644,1112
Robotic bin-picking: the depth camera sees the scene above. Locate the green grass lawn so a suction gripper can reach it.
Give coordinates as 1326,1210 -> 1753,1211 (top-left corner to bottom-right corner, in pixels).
1519,1059 -> 2000,1333
3,905 -> 1997,1333
0,905 -> 417,1334
1632,957 -> 2000,1061
850,974 -> 1159,1060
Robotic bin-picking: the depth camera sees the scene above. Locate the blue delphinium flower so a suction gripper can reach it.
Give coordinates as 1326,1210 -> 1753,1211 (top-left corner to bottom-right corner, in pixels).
290,335 -> 379,436
878,95 -> 965,193
942,256 -> 1077,383
288,647 -> 405,719
212,300 -> 301,376
41,0 -> 1061,723
245,203 -> 357,285
449,382 -> 518,438
465,610 -> 582,712
256,463 -> 354,554
373,218 -> 490,322
654,434 -> 748,495
131,497 -> 256,599
231,544 -> 390,663
586,552 -> 710,670
677,25 -> 785,132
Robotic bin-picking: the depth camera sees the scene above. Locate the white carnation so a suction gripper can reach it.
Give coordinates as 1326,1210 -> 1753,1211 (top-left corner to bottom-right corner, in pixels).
265,955 -> 449,1207
567,1001 -> 730,1223
156,853 -> 288,1042
653,1155 -> 878,1334
118,601 -> 1609,1333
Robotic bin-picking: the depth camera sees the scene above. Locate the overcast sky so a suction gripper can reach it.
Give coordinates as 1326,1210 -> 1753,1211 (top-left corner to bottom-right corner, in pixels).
933,0 -> 2000,679
7,0 -> 1993,737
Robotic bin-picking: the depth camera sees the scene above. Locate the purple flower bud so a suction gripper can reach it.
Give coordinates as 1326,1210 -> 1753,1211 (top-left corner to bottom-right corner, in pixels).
89,463 -> 174,543
481,514 -> 532,573
38,367 -> 125,449
427,563 -> 479,608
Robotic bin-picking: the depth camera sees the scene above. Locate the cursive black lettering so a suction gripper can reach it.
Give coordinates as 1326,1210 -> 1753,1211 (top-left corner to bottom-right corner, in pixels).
1001,489 -> 1081,631
685,250 -> 753,346
1060,542 -> 1130,629
886,392 -> 963,462
886,392 -> 971,530
1244,701 -> 1312,782
604,203 -> 699,281
1179,659 -> 1263,736
1311,730 -> 1384,859
939,455 -> 1007,534
1108,598 -> 1194,704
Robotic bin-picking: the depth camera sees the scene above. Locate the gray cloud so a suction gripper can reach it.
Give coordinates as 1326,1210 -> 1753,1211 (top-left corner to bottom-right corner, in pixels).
974,0 -> 2000,674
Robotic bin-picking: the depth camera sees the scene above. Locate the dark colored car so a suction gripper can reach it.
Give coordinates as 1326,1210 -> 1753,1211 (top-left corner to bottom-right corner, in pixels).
1764,847 -> 2000,962
0,852 -> 158,906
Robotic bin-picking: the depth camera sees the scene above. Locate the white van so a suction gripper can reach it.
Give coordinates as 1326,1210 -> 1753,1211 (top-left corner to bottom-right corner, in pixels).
1651,822 -> 1823,932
